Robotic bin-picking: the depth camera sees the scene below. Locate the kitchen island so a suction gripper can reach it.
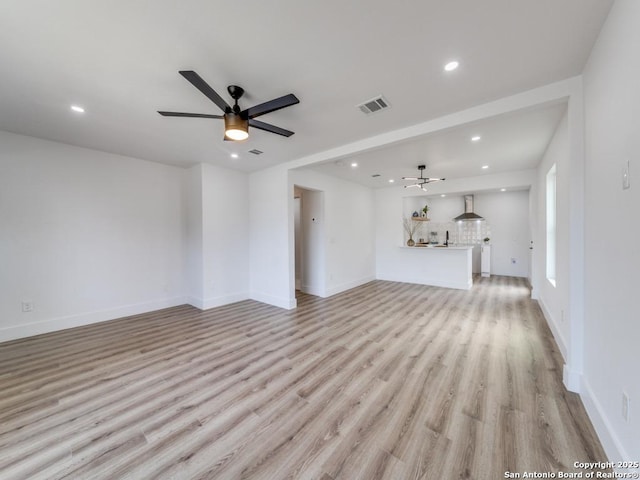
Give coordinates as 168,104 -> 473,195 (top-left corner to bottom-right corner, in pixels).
378,245 -> 473,290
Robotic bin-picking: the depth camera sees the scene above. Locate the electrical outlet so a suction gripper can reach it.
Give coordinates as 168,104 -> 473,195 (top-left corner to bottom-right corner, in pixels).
21,301 -> 34,313
622,392 -> 630,423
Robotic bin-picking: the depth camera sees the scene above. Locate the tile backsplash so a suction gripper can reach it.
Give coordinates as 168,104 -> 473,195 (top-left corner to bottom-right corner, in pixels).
411,220 -> 491,245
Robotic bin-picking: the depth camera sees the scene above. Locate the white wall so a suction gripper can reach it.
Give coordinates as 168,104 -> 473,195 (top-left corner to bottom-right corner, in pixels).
474,191 -> 531,277
200,163 -> 249,308
291,168 -> 376,297
249,166 -> 295,309
581,0 -> 640,463
376,170 -> 535,283
534,113 -> 571,359
0,131 -> 185,341
184,164 -> 204,302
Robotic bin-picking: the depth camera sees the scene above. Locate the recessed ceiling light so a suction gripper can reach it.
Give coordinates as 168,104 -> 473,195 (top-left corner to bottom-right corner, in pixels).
482,165 -> 489,169
444,61 -> 459,72
351,162 -> 358,168
471,135 -> 481,142
501,188 -> 506,192
441,194 -> 446,197
230,153 -> 239,159
388,179 -> 394,183
70,105 -> 85,113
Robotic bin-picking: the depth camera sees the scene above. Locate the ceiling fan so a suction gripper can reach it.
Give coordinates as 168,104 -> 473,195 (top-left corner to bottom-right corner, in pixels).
158,70 -> 299,141
402,165 -> 445,191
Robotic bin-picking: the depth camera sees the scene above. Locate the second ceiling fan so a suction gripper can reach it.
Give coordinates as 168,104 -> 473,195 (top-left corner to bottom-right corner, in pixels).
158,70 -> 299,141
403,165 -> 445,191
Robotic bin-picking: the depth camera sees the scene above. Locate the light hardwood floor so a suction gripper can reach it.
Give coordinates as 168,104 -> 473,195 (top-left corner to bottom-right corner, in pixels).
0,277 -> 608,479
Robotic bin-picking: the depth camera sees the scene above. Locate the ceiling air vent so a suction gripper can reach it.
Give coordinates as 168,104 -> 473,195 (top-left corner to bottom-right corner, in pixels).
371,174 -> 381,178
248,149 -> 263,155
357,95 -> 390,115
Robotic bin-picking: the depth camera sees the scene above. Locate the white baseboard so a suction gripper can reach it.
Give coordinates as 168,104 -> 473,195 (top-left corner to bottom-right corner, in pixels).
0,296 -> 188,343
536,297 -> 579,392
301,275 -> 375,299
536,296 -> 568,362
325,275 -> 375,297
376,273 -> 472,291
562,365 -> 581,393
300,283 -> 326,297
249,290 -> 297,310
186,292 -> 250,310
580,376 -> 628,465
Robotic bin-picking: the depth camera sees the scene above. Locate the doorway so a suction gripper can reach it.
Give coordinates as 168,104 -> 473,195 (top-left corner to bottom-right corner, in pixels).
293,186 -> 325,297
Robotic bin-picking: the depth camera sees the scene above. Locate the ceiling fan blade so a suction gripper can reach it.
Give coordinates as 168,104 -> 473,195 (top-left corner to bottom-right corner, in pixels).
249,119 -> 294,137
402,176 -> 420,180
424,178 -> 446,183
158,111 -> 223,119
404,184 -> 421,189
179,70 -> 230,113
244,94 -> 299,119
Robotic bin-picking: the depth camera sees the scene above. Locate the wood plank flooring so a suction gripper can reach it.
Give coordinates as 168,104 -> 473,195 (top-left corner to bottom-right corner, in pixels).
0,277 -> 608,479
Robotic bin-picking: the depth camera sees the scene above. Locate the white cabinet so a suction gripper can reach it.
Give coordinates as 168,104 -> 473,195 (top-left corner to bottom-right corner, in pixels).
481,245 -> 491,277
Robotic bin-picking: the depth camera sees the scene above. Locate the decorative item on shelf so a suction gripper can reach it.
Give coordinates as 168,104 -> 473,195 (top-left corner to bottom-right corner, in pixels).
412,211 -> 419,217
403,217 -> 421,247
421,204 -> 429,218
483,237 -> 490,244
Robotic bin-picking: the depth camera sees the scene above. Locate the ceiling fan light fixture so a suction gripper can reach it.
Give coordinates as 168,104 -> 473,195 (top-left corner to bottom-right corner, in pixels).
402,165 -> 445,190
224,113 -> 249,141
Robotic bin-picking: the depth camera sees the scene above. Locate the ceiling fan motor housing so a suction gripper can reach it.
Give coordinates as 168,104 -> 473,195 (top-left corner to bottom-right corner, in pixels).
227,85 -> 245,100
227,85 -> 245,114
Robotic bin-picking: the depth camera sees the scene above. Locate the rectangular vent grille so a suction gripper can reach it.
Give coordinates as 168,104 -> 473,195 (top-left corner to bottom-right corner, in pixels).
249,149 -> 263,155
357,95 -> 390,115
371,174 -> 381,178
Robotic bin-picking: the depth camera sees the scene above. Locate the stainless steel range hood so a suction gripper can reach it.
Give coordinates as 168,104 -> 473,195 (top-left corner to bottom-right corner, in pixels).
453,195 -> 484,221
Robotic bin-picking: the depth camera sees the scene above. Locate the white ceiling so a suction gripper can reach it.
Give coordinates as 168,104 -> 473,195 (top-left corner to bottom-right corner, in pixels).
309,101 -> 567,188
0,1 -> 612,173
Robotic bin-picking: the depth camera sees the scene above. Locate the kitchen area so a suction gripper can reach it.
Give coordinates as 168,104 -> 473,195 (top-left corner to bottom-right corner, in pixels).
374,187 -> 531,290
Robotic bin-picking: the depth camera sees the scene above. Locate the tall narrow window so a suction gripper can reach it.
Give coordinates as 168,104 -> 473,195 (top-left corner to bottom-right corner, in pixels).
546,164 -> 557,286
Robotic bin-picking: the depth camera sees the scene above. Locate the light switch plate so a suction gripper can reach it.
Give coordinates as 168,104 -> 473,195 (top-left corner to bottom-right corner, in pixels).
622,159 -> 630,189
